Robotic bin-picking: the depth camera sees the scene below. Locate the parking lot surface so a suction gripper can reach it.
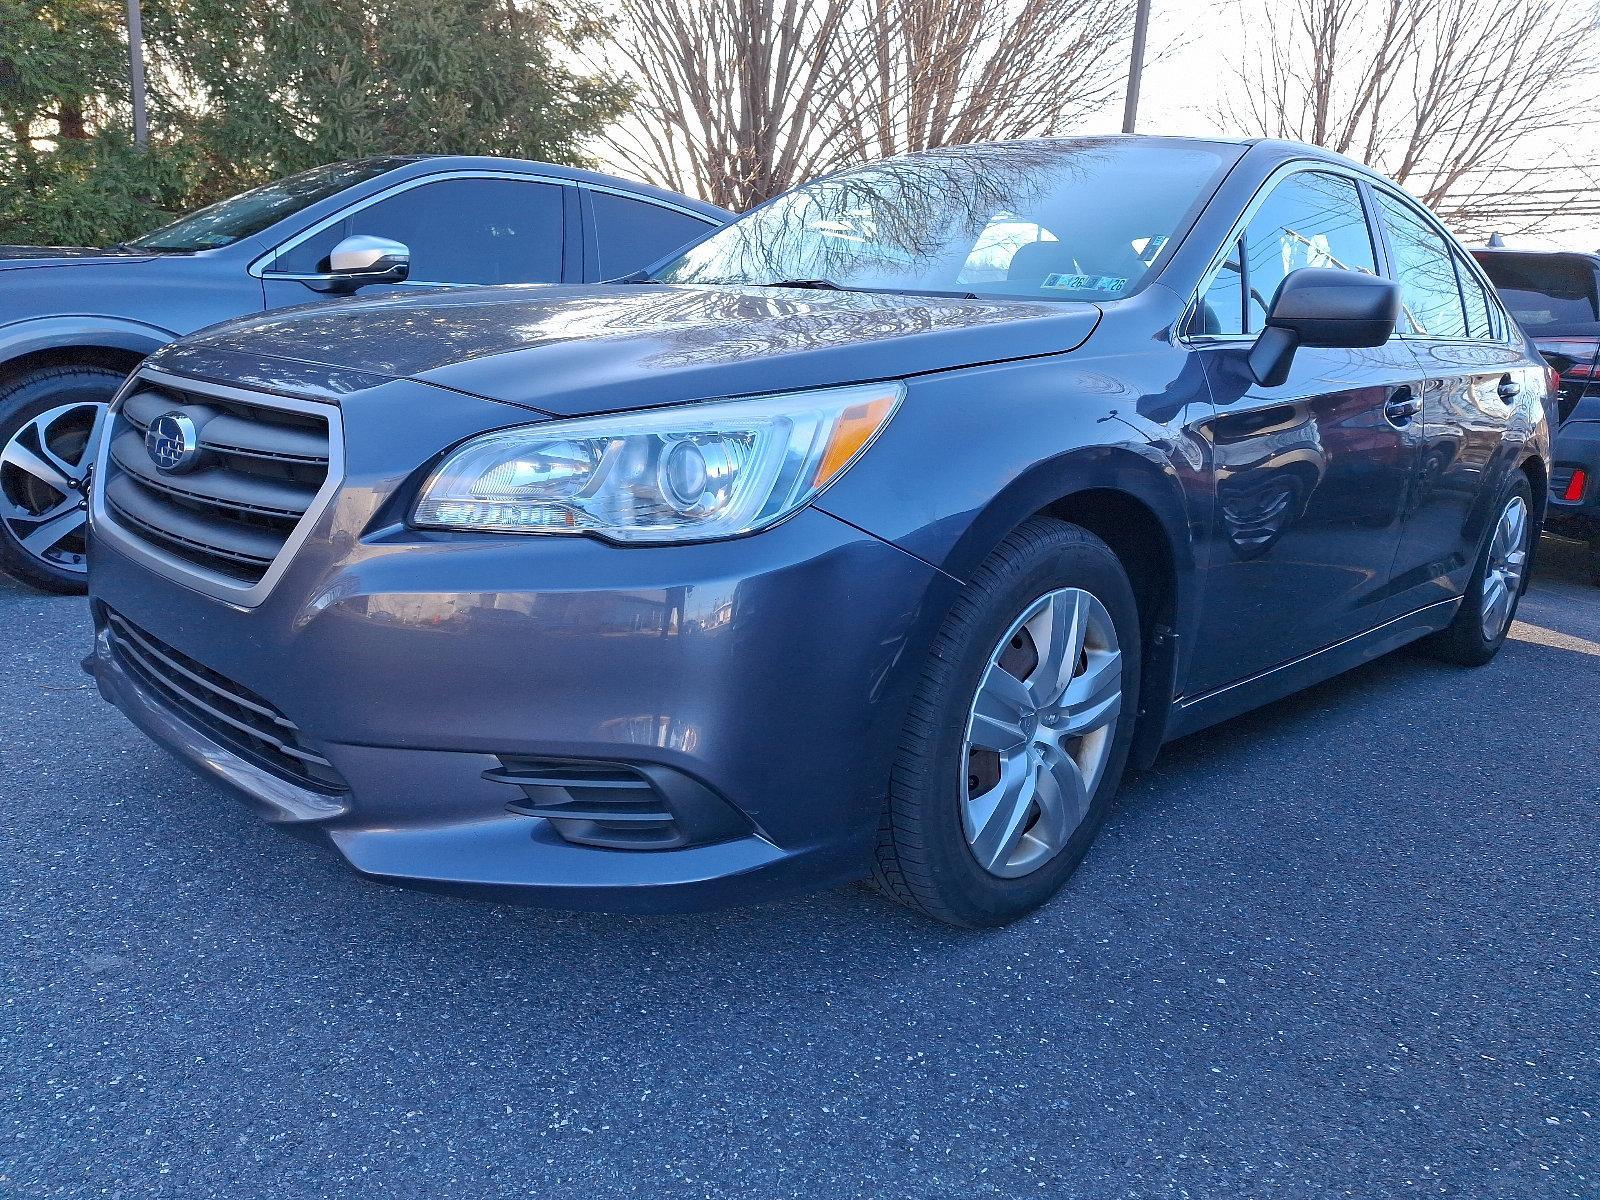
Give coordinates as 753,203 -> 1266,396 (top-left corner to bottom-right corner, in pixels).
3,543 -> 1596,1199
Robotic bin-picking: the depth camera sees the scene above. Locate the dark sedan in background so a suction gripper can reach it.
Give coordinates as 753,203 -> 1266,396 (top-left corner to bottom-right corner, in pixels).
1473,247 -> 1600,581
84,137 -> 1552,927
0,156 -> 728,591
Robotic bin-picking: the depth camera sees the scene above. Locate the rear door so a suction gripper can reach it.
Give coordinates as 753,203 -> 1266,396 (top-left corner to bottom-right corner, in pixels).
1185,166 -> 1422,694
1370,188 -> 1542,614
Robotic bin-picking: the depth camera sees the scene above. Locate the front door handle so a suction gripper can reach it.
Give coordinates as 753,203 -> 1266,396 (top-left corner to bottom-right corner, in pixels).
1385,387 -> 1423,426
1497,375 -> 1520,402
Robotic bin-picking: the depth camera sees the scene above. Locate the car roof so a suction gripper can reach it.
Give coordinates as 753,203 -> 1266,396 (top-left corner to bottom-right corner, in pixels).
1470,246 -> 1600,267
367,155 -> 732,220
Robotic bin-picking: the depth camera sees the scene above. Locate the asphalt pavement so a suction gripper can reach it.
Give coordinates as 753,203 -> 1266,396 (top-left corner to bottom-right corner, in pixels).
3,542 -> 1596,1198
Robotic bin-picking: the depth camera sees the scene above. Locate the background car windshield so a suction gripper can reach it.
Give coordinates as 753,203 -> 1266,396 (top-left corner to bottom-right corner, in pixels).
652,140 -> 1232,301
122,158 -> 414,252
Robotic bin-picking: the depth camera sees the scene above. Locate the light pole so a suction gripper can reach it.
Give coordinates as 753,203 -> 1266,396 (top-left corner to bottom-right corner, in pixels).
127,0 -> 148,148
1121,0 -> 1152,135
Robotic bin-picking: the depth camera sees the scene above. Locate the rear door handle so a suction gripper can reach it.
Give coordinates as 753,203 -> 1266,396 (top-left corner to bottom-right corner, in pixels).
1497,375 -> 1520,402
1385,387 -> 1423,425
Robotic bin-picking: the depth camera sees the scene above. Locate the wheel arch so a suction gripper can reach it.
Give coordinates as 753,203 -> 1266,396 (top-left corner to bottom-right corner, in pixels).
941,444 -> 1201,768
0,316 -> 172,391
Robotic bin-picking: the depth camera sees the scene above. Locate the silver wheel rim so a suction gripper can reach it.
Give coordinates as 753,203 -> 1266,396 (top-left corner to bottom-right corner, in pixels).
961,586 -> 1122,879
0,401 -> 102,576
1479,494 -> 1529,642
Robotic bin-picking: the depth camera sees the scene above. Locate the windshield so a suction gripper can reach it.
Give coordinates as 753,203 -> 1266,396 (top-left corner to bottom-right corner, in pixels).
652,139 -> 1235,302
121,158 -> 417,252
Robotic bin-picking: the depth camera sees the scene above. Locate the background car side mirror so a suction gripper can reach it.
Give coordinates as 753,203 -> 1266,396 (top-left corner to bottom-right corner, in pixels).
313,235 -> 411,294
1249,268 -> 1401,387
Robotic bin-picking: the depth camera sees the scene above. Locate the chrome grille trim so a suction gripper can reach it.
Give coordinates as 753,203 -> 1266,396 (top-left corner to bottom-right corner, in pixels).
90,368 -> 345,608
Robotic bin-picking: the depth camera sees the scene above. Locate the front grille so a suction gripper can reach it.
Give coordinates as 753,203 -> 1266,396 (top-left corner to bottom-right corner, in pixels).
486,756 -> 749,851
103,607 -> 346,792
101,379 -> 333,585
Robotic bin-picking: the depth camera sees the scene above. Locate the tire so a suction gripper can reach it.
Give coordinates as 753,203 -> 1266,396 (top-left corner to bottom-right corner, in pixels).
872,518 -> 1142,928
0,365 -> 124,594
1587,537 -> 1600,588
1421,473 -> 1533,667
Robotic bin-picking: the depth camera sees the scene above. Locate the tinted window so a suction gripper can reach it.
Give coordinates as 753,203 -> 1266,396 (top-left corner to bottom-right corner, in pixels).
1455,249 -> 1494,339
1374,191 -> 1467,338
1475,253 -> 1600,332
589,192 -> 714,279
123,158 -> 413,252
1197,172 -> 1376,336
654,140 -> 1233,301
273,178 -> 564,284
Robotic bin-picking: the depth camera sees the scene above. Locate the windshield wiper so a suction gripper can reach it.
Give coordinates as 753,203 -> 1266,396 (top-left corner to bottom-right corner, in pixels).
767,279 -> 983,300
767,278 -> 846,291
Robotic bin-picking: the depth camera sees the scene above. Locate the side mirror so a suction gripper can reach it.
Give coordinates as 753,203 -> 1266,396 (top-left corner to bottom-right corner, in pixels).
1248,267 -> 1401,387
312,235 -> 411,294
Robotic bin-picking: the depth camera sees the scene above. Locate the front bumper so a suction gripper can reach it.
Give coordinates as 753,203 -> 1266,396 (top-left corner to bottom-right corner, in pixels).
1546,419 -> 1600,540
87,505 -> 952,912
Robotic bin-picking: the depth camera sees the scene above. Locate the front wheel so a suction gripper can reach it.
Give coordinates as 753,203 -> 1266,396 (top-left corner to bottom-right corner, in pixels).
872,519 -> 1141,928
0,366 -> 124,594
1422,474 -> 1533,666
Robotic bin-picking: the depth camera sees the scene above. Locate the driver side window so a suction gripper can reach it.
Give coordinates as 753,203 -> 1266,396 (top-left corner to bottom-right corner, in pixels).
1196,171 -> 1378,336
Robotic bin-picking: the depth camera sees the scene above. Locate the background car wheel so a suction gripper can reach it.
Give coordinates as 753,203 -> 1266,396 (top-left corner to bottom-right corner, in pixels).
0,365 -> 124,594
1587,538 -> 1600,587
872,518 -> 1142,928
1421,473 -> 1533,667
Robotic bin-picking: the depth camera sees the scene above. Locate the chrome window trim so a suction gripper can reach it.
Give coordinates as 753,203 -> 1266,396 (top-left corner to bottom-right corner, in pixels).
249,169 -> 576,283
580,183 -> 722,226
89,367 -> 346,610
1178,160 -> 1378,348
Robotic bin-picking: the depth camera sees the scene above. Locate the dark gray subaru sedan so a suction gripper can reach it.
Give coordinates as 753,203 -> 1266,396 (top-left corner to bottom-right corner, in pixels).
85,137 -> 1553,926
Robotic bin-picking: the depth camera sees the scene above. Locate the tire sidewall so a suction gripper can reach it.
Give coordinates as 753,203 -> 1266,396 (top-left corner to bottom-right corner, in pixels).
0,367 -> 122,592
1458,473 -> 1534,659
911,528 -> 1142,927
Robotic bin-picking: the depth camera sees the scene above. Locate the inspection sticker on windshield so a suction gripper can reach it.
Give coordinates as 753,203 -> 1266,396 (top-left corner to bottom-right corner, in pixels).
1042,273 -> 1128,294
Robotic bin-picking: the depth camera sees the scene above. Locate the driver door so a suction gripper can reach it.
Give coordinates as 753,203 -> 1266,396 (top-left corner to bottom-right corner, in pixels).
1185,168 -> 1422,695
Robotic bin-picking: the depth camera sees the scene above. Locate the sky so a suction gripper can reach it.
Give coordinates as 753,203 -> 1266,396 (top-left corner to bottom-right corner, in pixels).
1101,1 -> 1600,252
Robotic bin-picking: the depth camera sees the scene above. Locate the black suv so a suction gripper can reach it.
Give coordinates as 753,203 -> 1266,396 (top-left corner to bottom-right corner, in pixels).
0,156 -> 728,592
1474,247 -> 1600,579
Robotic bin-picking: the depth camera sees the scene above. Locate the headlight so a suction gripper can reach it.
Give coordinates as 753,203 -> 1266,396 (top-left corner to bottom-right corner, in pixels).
412,381 -> 903,543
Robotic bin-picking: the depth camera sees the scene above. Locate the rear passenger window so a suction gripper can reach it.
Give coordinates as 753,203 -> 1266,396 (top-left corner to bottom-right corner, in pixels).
1195,171 -> 1376,336
588,192 -> 715,279
1374,191 -> 1468,339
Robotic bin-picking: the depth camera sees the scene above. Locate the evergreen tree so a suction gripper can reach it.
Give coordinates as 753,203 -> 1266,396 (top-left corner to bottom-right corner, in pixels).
0,0 -> 628,245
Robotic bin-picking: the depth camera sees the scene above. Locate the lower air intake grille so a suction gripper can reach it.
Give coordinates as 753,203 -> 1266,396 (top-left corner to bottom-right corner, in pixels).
486,757 -> 749,851
103,607 -> 346,792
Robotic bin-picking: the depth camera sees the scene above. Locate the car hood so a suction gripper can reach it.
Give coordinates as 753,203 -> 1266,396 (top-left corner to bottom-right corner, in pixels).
169,283 -> 1102,416
0,245 -> 161,271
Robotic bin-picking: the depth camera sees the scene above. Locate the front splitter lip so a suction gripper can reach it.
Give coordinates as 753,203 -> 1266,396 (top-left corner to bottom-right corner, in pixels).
87,632 -> 868,913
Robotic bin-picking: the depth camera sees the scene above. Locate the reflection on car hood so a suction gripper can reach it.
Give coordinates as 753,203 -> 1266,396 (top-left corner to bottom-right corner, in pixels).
0,245 -> 160,270
168,283 -> 1102,416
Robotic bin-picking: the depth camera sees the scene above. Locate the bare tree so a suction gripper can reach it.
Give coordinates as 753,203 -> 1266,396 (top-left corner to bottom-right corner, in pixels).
603,0 -> 1134,211
1221,0 -> 1600,233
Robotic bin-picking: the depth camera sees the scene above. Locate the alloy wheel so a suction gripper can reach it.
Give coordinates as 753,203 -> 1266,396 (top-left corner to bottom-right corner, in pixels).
961,586 -> 1122,879
1479,493 -> 1529,641
0,401 -> 103,577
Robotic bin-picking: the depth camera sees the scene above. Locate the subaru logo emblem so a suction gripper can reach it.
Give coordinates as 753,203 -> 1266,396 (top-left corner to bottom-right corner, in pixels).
145,411 -> 201,474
